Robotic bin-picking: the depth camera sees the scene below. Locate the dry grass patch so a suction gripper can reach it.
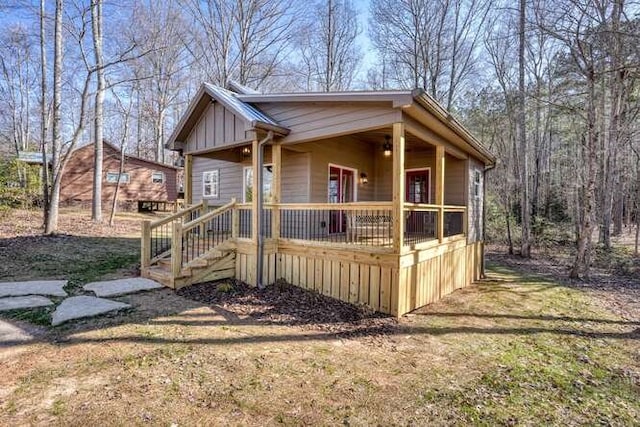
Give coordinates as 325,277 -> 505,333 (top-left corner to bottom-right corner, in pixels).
1,261 -> 638,425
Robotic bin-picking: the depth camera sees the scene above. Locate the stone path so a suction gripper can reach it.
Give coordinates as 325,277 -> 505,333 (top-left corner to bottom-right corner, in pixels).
0,296 -> 54,311
83,278 -> 162,297
0,319 -> 36,345
51,296 -> 130,326
0,277 -> 162,327
0,280 -> 67,298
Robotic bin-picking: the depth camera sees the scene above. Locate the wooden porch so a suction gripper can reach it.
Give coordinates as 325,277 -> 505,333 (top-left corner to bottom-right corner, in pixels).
141,122 -> 483,317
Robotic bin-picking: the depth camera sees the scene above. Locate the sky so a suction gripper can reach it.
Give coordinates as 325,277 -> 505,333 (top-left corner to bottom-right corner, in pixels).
353,0 -> 377,73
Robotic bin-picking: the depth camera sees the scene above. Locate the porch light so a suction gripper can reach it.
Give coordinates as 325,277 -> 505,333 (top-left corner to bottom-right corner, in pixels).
360,172 -> 368,185
383,135 -> 392,157
242,146 -> 251,157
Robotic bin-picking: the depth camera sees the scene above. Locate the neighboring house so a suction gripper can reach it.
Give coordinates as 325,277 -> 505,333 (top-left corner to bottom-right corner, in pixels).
141,83 -> 495,317
60,142 -> 181,211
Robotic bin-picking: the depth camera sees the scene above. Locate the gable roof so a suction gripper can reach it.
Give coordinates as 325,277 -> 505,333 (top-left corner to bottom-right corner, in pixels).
71,142 -> 181,170
167,84 -> 495,166
166,83 -> 289,149
236,88 -> 494,165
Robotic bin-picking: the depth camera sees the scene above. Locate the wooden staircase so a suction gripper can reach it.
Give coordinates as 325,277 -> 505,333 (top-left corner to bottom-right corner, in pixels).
140,200 -> 239,289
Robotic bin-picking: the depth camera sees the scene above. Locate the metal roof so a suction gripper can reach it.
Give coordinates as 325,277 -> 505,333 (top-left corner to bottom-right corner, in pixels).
203,83 -> 285,132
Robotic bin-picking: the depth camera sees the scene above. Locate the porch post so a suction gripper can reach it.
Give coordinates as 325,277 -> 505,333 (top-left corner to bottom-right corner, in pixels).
435,145 -> 445,242
392,122 -> 405,253
184,154 -> 193,205
272,143 -> 282,240
251,138 -> 259,245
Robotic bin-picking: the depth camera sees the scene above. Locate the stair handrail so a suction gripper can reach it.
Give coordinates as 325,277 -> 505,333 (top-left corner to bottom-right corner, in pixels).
182,199 -> 236,232
149,201 -> 205,229
172,198 -> 237,274
141,201 -> 205,271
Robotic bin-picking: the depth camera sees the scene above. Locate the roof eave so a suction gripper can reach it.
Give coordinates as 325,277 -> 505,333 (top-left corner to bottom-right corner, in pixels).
251,120 -> 290,136
412,89 -> 496,166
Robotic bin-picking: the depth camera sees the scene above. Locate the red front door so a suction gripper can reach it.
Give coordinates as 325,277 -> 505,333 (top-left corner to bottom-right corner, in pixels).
406,169 -> 431,234
328,166 -> 354,233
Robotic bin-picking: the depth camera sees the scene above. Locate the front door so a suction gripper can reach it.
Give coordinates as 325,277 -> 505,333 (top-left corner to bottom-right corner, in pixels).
406,169 -> 431,234
328,165 -> 355,233
406,169 -> 431,203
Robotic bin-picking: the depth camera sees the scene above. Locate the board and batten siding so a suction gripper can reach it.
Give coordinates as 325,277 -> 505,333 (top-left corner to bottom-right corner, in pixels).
258,102 -> 401,145
192,148 -> 309,204
184,102 -> 249,153
467,158 -> 484,243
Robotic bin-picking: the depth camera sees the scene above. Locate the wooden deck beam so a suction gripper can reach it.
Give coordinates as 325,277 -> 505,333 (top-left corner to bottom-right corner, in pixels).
435,145 -> 445,243
392,122 -> 405,253
272,143 -> 282,241
184,154 -> 193,205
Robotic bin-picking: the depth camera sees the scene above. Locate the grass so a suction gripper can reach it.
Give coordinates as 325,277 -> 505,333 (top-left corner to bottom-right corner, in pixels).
1,263 -> 638,424
0,208 -> 638,424
0,207 -> 149,324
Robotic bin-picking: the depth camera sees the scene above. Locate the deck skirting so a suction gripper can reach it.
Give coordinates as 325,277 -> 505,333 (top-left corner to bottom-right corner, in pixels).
233,238 -> 483,317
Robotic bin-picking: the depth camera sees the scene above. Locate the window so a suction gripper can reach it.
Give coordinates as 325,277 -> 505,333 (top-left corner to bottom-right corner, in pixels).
106,171 -> 129,184
474,171 -> 481,198
243,164 -> 273,203
203,170 -> 219,198
151,171 -> 165,184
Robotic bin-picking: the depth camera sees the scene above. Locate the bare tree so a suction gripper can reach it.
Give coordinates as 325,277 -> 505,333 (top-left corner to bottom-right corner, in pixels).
518,0 -> 531,257
40,0 -> 50,226
296,0 -> 361,92
370,0 -> 489,109
180,0 -> 297,89
91,0 -> 105,223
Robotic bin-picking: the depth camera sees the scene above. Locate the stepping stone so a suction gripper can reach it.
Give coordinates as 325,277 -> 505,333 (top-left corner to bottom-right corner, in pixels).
0,280 -> 67,298
51,296 -> 130,326
0,319 -> 35,345
83,278 -> 162,297
0,296 -> 54,312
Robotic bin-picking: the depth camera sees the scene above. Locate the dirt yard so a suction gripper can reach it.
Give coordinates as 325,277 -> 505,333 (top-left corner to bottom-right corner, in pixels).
0,209 -> 638,425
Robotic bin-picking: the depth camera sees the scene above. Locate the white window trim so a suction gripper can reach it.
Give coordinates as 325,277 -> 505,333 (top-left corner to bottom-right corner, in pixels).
106,171 -> 130,184
243,164 -> 273,203
327,163 -> 358,202
405,167 -> 432,204
151,171 -> 165,184
202,170 -> 219,199
474,171 -> 481,199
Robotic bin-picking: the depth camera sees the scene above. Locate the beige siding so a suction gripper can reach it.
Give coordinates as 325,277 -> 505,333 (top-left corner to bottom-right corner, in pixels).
192,147 -> 309,204
291,137 -> 376,203
185,102 -> 249,153
375,147 -> 436,202
281,150 -> 310,203
192,156 -> 243,204
468,158 -> 484,243
258,102 -> 401,144
444,154 -> 466,205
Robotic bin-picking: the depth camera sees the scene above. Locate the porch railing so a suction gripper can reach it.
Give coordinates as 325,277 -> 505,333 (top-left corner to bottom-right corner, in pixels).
403,203 -> 466,246
141,201 -> 206,268
278,202 -> 394,247
141,200 -> 468,276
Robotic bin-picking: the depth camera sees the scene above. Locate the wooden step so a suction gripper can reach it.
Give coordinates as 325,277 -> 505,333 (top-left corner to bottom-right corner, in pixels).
144,266 -> 174,288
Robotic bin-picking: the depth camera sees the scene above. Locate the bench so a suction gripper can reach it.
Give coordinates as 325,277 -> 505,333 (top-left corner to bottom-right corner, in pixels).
346,213 -> 392,242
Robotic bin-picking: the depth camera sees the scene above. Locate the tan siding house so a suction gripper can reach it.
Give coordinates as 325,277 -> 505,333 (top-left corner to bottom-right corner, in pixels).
141,83 -> 495,317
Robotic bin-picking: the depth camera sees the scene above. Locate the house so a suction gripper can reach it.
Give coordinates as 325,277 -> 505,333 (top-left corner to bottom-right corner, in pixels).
140,83 -> 495,317
60,142 -> 182,211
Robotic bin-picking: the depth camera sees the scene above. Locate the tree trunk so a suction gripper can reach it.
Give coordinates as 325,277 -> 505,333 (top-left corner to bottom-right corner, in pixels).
570,69 -> 597,279
91,0 -> 105,223
40,0 -> 50,227
518,0 -> 531,257
109,144 -> 126,226
45,0 -> 63,235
